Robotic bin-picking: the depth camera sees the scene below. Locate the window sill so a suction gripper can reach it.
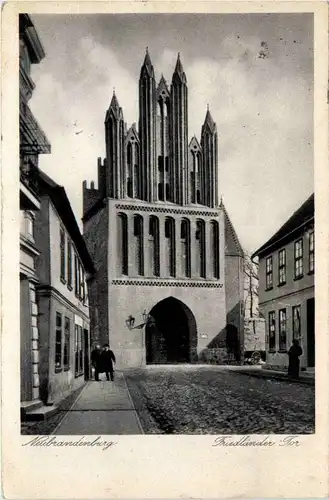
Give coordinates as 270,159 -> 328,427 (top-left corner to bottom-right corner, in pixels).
308,270 -> 314,276
67,284 -> 73,291
64,366 -> 70,372
294,275 -> 304,281
55,367 -> 62,374
75,372 -> 84,379
265,286 -> 273,292
60,277 -> 66,285
268,350 -> 276,354
277,281 -> 286,287
278,349 -> 287,353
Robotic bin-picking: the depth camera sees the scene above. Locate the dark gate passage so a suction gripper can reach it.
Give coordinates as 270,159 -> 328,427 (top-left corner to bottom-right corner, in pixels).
146,297 -> 197,364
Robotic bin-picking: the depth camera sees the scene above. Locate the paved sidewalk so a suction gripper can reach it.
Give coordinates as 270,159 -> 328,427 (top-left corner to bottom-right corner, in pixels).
53,372 -> 144,435
225,366 -> 315,385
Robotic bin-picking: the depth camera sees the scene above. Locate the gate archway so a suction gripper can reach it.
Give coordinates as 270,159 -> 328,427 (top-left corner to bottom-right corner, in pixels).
145,297 -> 197,364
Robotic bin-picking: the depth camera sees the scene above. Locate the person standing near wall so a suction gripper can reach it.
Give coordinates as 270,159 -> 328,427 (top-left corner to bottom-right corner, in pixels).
287,339 -> 303,379
101,344 -> 116,381
91,343 -> 102,381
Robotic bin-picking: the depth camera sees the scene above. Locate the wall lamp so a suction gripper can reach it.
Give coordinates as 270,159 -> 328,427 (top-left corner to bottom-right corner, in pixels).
125,310 -> 156,330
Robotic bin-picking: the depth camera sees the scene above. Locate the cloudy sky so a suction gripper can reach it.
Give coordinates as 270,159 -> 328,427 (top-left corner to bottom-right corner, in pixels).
29,13 -> 313,253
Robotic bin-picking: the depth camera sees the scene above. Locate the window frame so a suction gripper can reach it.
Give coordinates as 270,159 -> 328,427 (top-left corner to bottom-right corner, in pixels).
67,239 -> 72,290
309,231 -> 314,274
60,227 -> 66,284
278,248 -> 286,286
294,238 -> 303,279
265,256 -> 273,290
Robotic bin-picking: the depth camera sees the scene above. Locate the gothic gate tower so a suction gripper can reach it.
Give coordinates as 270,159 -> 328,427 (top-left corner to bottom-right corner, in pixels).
83,50 -> 244,368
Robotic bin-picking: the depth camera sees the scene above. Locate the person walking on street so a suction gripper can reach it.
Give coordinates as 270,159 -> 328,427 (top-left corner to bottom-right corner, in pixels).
91,343 -> 102,381
101,344 -> 116,381
288,339 -> 303,379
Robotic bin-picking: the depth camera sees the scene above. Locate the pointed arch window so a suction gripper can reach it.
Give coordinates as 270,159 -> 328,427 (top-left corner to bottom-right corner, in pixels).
196,153 -> 202,204
165,217 -> 175,277
117,213 -> 128,275
133,215 -> 144,276
210,220 -> 219,278
180,219 -> 191,277
127,142 -> 133,197
134,142 -> 140,199
149,216 -> 160,276
196,220 -> 206,278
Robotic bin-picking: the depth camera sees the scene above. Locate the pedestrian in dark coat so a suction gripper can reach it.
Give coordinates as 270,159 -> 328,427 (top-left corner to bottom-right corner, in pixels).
91,344 -> 102,381
288,339 -> 303,379
101,344 -> 116,381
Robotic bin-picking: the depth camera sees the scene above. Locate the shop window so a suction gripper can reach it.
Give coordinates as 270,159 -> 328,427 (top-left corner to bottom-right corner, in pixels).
55,312 -> 62,371
268,311 -> 276,352
64,317 -> 70,369
279,309 -> 287,351
292,305 -> 301,341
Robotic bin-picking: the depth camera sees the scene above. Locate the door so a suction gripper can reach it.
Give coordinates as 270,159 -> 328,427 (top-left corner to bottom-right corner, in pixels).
307,298 -> 315,368
84,328 -> 90,380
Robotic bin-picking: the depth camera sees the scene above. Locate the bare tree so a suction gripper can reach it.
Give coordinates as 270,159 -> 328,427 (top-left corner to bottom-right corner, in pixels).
244,251 -> 260,334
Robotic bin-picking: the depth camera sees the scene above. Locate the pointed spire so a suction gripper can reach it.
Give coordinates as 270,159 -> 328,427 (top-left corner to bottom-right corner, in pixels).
141,46 -> 154,78
157,73 -> 170,98
110,88 -> 119,110
173,52 -> 187,84
203,106 -> 216,133
105,89 -> 120,121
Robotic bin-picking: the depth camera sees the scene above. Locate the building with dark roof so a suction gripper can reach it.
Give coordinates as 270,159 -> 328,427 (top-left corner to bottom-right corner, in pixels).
19,14 -> 51,415
24,170 -> 95,417
82,49 -> 245,368
252,194 -> 314,371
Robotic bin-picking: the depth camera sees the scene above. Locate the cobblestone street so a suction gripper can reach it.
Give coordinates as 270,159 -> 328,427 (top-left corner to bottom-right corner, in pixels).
125,367 -> 315,435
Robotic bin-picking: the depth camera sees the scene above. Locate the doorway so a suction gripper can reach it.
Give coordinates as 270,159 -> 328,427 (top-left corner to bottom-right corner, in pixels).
84,328 -> 90,380
145,297 -> 197,364
307,298 -> 315,368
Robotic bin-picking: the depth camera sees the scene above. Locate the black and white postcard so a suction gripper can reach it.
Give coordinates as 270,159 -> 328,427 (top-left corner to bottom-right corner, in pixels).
1,1 -> 328,498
